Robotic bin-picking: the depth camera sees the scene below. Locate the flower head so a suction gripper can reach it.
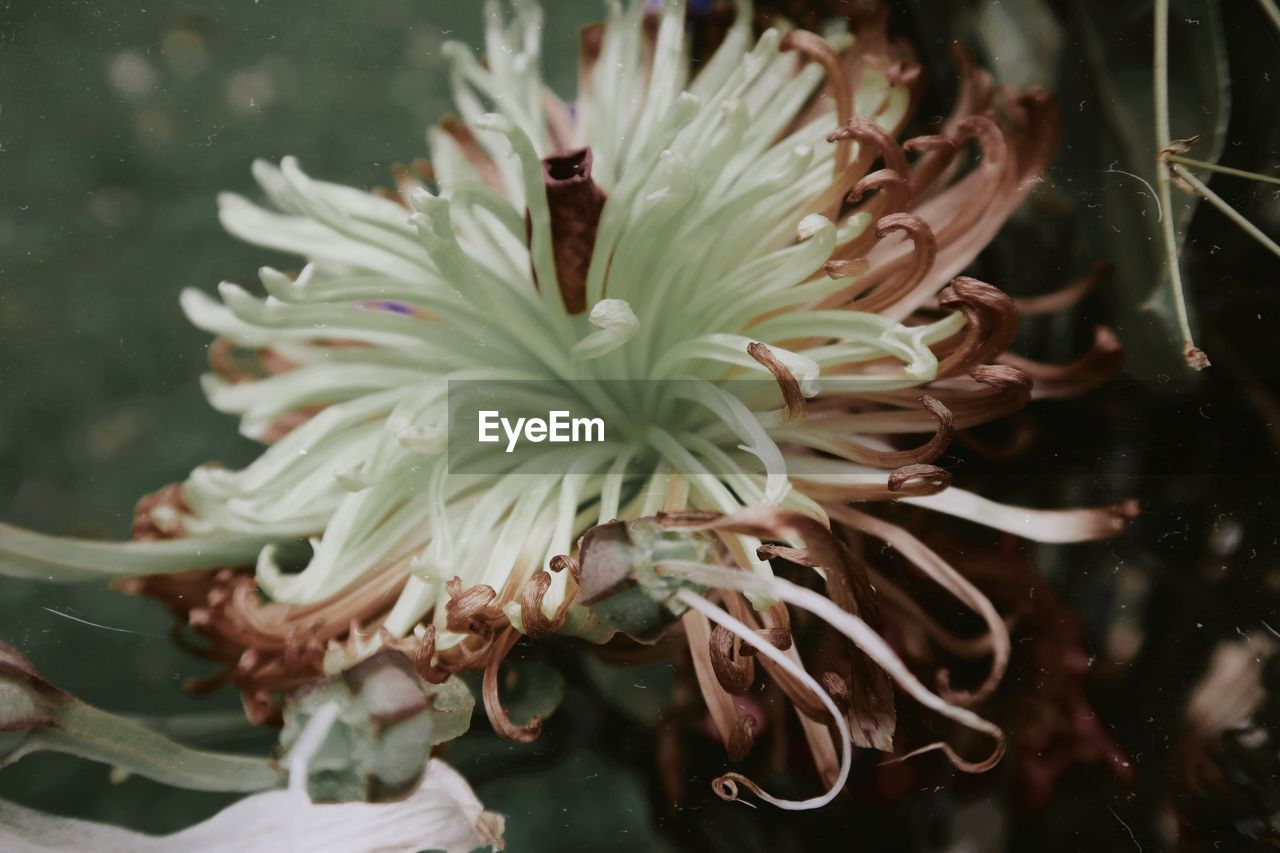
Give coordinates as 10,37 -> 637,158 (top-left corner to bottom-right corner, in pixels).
1,0 -> 1133,807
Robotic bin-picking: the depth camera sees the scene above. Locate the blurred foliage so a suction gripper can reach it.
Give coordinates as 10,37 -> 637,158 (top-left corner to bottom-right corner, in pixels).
904,0 -> 1232,377
1054,0 -> 1229,377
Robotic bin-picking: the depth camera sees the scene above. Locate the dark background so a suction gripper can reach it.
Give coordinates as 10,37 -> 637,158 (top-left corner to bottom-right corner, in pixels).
2,0 -> 1279,849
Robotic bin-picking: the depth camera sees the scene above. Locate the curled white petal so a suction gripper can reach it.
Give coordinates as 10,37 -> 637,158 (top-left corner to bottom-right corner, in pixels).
0,759 -> 504,853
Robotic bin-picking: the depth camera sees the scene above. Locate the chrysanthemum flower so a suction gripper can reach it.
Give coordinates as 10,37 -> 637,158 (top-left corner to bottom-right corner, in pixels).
0,0 -> 1134,808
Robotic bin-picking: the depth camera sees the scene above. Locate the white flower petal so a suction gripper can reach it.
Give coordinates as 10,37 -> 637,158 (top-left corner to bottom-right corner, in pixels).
0,759 -> 503,853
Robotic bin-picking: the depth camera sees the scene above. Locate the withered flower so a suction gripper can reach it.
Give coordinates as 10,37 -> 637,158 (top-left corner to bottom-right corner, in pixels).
1175,634 -> 1280,849
0,0 -> 1132,808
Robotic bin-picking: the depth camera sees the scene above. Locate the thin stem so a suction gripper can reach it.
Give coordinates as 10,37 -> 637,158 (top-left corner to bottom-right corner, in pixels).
1170,163 -> 1280,259
30,702 -> 281,793
1153,0 -> 1209,368
1167,154 -> 1280,188
1259,0 -> 1280,33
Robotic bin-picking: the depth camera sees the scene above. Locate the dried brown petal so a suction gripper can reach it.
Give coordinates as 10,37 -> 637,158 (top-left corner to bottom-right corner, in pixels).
820,213 -> 935,310
683,609 -> 739,747
709,624 -> 756,695
756,542 -> 818,566
719,594 -> 830,724
888,463 -> 951,495
481,628 -> 542,743
726,714 -> 759,762
131,483 -> 190,541
826,117 -> 909,174
820,671 -> 851,713
832,506 -> 1011,705
935,276 -> 1020,377
548,553 -> 582,583
747,341 -> 806,422
781,30 -> 854,178
744,627 -> 793,654
208,338 -> 261,384
873,92 -> 1060,319
823,257 -> 870,280
851,214 -> 936,313
847,168 -> 910,212
519,570 -> 572,640
780,393 -> 953,469
1002,326 -> 1124,398
1013,260 -> 1110,316
444,577 -> 506,635
660,507 -> 896,751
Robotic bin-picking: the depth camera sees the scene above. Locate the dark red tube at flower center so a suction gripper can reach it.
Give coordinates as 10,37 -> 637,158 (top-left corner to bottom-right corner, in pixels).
529,147 -> 606,315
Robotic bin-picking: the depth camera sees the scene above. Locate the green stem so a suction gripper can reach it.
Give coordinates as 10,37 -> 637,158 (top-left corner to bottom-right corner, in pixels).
125,710 -> 266,745
1259,0 -> 1280,33
1153,0 -> 1207,368
1166,154 -> 1280,188
1170,163 -> 1280,259
17,702 -> 280,793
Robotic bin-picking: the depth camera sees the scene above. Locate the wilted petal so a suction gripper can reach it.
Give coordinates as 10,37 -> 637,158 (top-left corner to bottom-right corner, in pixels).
0,759 -> 504,853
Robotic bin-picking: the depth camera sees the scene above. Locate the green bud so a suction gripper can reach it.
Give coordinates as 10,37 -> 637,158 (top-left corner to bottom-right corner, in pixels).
0,642 -> 58,764
577,518 -> 712,642
279,648 -> 474,803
